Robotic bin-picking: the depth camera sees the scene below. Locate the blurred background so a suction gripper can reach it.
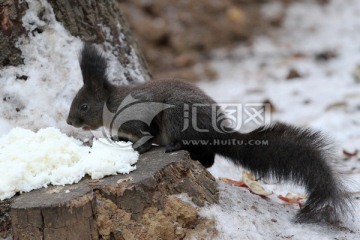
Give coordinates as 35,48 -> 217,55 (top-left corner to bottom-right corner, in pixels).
117,0 -> 328,81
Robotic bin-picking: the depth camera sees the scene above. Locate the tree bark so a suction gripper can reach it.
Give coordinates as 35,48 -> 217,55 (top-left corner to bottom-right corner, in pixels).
9,148 -> 218,240
0,0 -> 151,83
0,199 -> 11,239
47,0 -> 151,83
0,0 -> 27,67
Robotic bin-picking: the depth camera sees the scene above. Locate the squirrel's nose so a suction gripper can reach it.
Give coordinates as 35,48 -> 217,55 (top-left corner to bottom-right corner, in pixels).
66,118 -> 73,126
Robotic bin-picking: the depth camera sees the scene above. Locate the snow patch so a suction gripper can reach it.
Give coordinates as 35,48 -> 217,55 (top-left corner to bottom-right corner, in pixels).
0,127 -> 138,200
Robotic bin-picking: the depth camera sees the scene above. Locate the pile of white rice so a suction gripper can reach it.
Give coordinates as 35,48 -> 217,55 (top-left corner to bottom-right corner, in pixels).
0,127 -> 139,200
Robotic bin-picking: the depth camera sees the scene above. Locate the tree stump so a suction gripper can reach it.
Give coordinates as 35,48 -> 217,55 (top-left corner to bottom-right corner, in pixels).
8,148 -> 219,240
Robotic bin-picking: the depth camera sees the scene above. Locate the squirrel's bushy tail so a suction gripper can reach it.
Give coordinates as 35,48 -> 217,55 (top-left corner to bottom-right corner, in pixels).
212,123 -> 352,223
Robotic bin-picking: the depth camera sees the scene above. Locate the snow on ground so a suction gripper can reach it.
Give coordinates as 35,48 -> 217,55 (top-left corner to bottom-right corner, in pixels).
198,0 -> 360,239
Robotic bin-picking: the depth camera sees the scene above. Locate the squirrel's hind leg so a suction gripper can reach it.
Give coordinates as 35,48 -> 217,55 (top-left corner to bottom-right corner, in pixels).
195,152 -> 215,168
165,142 -> 184,153
187,147 -> 215,168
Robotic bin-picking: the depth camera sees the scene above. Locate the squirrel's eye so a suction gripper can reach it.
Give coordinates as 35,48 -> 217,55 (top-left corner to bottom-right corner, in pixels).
80,104 -> 89,112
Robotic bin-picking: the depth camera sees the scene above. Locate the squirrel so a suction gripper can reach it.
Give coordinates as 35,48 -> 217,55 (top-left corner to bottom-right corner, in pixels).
67,43 -> 353,224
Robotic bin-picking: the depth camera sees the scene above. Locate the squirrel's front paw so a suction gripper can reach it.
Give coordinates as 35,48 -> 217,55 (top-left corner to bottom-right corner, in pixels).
110,136 -> 130,142
165,142 -> 183,153
134,141 -> 152,154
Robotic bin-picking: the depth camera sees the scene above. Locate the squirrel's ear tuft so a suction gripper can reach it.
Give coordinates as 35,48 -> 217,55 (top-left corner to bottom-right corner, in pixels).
79,43 -> 109,96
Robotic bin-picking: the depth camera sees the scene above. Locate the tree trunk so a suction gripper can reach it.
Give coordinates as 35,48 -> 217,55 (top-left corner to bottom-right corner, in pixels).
47,0 -> 151,83
9,148 -> 218,240
0,0 -> 151,83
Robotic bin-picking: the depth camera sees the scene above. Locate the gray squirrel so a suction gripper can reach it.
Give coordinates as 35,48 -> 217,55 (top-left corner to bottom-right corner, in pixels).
67,43 -> 353,224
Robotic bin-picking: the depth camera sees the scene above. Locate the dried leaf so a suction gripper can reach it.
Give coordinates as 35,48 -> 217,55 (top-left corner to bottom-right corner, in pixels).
219,178 -> 246,188
278,193 -> 305,207
220,171 -> 272,197
242,172 -> 273,196
343,149 -> 358,159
